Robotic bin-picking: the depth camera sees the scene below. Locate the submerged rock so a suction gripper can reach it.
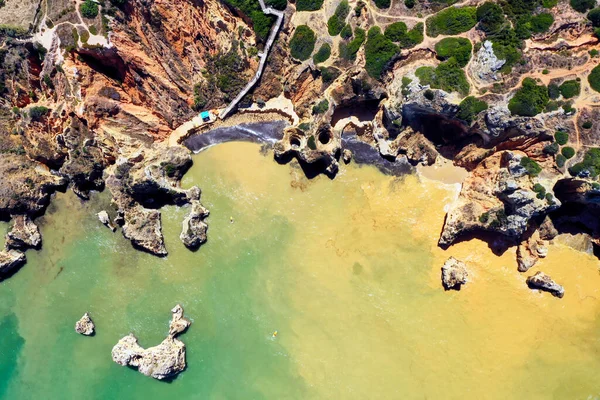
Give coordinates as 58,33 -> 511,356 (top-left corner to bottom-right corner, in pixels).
180,201 -> 209,249
0,249 -> 26,278
75,312 -> 95,336
342,149 -> 352,164
526,271 -> 564,298
441,257 -> 468,290
5,215 -> 42,250
111,305 -> 191,380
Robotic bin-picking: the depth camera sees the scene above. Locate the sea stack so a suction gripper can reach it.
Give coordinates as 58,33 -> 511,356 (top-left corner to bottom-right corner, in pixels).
75,312 -> 95,336
526,271 -> 564,298
441,257 -> 469,290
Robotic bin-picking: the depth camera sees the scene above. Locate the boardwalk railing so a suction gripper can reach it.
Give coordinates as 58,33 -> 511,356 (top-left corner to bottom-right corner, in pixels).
218,0 -> 284,119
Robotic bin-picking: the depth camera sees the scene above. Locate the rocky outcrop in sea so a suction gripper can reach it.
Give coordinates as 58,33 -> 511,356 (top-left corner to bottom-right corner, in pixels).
111,304 -> 191,380
75,313 -> 95,336
5,215 -> 42,250
526,271 -> 565,298
441,257 -> 469,290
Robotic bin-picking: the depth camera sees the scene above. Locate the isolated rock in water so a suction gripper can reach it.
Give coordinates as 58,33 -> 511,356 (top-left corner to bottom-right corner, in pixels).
122,206 -> 167,256
97,211 -> 117,232
180,201 -> 209,249
441,257 -> 468,290
0,249 -> 26,277
526,271 -> 564,298
5,215 -> 41,250
75,313 -> 95,336
342,149 -> 352,164
111,305 -> 191,380
169,304 -> 191,337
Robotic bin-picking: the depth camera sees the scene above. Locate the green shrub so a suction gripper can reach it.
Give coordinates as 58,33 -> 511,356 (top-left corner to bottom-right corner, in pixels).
530,13 -> 554,33
327,0 -> 350,36
339,27 -> 366,61
589,64 -> 600,92
415,58 -> 470,96
265,0 -> 287,10
364,27 -> 398,78
548,83 -> 560,99
559,79 -> 581,98
569,148 -> 600,176
384,22 -> 407,42
563,102 -> 576,114
543,142 -> 559,155
489,27 -> 523,72
562,146 -> 576,159
354,1 -> 366,15
426,6 -> 477,37
340,24 -> 353,39
520,156 -> 542,176
435,37 -> 472,67
583,121 -> 593,129
29,106 -> 50,121
590,49 -> 599,57
533,183 -> 546,199
296,0 -> 324,11
307,135 -> 317,150
385,22 -> 423,48
556,154 -> 567,168
424,89 -> 435,100
320,66 -> 341,84
456,96 -> 488,123
313,98 -> 329,114
313,43 -> 331,63
555,131 -> 569,145
374,0 -> 390,9
405,0 -> 415,8
80,29 -> 90,43
542,0 -> 558,7
290,25 -> 316,60
508,77 -> 548,116
570,0 -> 595,12
80,0 -> 99,18
43,74 -> 54,89
476,2 -> 505,33
589,8 -> 600,27
223,0 -> 275,40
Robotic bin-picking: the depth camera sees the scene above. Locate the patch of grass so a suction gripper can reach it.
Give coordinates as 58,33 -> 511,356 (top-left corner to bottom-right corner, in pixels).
588,64 -> 600,93
415,58 -> 470,96
29,106 -> 50,121
89,25 -> 98,35
426,6 -> 477,37
561,146 -> 575,159
364,27 -> 398,78
296,0 -> 324,10
313,98 -> 329,114
290,25 -> 316,61
80,29 -> 90,43
339,28 -> 366,61
520,156 -> 542,176
313,43 -> 331,64
559,79 -> 580,98
569,148 -> 600,176
435,37 -> 472,67
327,0 -> 350,36
508,77 -> 548,116
80,0 -> 99,18
456,96 -> 488,123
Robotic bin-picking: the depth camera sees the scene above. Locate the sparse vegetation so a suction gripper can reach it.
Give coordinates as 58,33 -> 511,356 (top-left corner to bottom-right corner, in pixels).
435,37 -> 472,67
313,99 -> 329,114
533,183 -> 546,199
456,96 -> 488,123
29,106 -> 50,121
339,27 -> 366,61
296,0 -> 323,10
313,43 -> 331,64
290,25 -> 316,61
520,156 -> 542,176
327,0 -> 350,36
222,0 -> 275,41
583,121 -> 593,129
508,78 -> 548,116
426,6 -> 477,37
543,142 -> 559,155
320,66 -> 341,84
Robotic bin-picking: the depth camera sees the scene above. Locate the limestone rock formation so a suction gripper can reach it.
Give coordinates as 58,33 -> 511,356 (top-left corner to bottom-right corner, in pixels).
75,313 -> 95,336
180,201 -> 210,249
111,305 -> 191,380
441,257 -> 469,290
469,41 -> 506,86
342,149 -> 352,164
98,211 -> 117,232
516,225 -> 548,272
439,151 -> 560,247
121,206 -> 167,256
526,271 -> 564,298
0,250 -> 26,278
5,215 -> 42,250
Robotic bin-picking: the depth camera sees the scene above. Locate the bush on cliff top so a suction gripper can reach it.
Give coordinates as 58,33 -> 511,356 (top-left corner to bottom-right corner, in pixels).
559,79 -> 581,99
435,37 -> 472,67
374,0 -> 391,9
222,0 -> 274,41
385,22 -> 423,49
415,58 -> 470,96
339,27 -> 366,61
426,6 -> 477,37
476,2 -> 504,33
570,0 -> 595,13
555,131 -> 569,145
313,43 -> 331,64
80,0 -> 99,19
290,25 -> 316,61
588,64 -> 600,93
569,148 -> 600,177
508,78 -> 548,116
520,156 -> 542,176
327,0 -> 350,36
456,96 -> 488,124
364,27 -> 398,78
296,0 -> 324,11
265,0 -> 287,11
